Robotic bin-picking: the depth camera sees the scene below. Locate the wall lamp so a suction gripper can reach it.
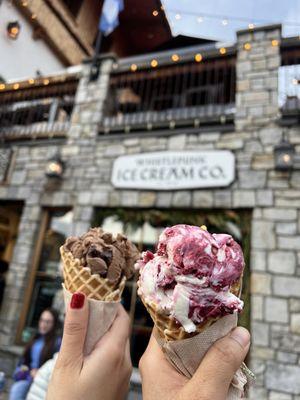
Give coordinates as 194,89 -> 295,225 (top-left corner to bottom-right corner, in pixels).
274,138 -> 300,171
45,154 -> 65,178
7,21 -> 21,40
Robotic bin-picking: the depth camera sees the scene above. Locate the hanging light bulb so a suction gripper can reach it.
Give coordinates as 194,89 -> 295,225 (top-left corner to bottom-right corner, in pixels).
222,19 -> 228,26
219,47 -> 227,55
175,14 -> 181,20
248,23 -> 255,30
195,53 -> 203,62
152,10 -> 158,16
130,64 -> 137,72
151,59 -> 158,68
171,54 -> 179,62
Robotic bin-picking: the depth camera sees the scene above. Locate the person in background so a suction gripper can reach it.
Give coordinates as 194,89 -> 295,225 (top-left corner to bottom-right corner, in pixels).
9,308 -> 61,400
0,260 -> 9,310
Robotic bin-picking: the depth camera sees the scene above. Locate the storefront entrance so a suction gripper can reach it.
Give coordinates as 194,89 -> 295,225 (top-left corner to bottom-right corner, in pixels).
0,201 -> 23,311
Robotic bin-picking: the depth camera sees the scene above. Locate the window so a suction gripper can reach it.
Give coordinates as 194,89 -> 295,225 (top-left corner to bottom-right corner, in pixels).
20,209 -> 73,342
60,0 -> 84,17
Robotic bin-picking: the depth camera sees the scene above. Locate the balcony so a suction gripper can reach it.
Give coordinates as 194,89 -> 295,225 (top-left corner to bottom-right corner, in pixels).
100,44 -> 236,134
0,72 -> 79,141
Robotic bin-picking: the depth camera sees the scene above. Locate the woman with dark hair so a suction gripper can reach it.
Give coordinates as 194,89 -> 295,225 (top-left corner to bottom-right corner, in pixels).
9,308 -> 61,400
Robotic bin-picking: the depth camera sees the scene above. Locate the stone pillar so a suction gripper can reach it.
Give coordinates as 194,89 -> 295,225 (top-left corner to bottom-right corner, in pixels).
236,24 -> 281,133
236,25 -> 300,400
67,56 -> 115,234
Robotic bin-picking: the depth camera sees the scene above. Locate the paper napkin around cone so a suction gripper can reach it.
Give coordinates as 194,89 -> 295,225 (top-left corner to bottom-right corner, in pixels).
63,284 -> 120,356
154,314 -> 255,399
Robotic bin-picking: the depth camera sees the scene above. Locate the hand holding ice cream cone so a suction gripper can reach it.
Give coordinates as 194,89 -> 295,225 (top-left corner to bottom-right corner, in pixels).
47,294 -> 132,400
61,227 -> 139,355
136,224 -> 254,398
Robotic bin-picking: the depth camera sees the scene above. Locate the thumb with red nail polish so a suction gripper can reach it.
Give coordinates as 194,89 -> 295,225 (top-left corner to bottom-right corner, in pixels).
56,292 -> 88,371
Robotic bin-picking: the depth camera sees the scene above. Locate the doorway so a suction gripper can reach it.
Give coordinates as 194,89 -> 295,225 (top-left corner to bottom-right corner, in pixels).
0,201 -> 23,309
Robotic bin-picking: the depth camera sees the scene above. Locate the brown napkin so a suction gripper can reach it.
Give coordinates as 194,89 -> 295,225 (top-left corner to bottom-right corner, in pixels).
63,284 -> 119,356
155,314 -> 255,399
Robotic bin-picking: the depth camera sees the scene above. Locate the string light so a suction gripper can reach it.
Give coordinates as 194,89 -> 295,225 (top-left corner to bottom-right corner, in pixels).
166,8 -> 300,29
292,78 -> 298,85
171,54 -> 179,62
28,78 -> 34,84
271,39 -> 279,47
175,14 -> 181,20
21,1 -> 28,6
43,79 -> 50,85
219,47 -> 227,55
160,5 -> 164,11
151,59 -> 158,68
130,64 -> 137,72
195,53 -> 203,62
197,16 -> 203,23
0,84 -> 5,90
13,83 -> 20,90
222,19 -> 228,26
31,14 -> 36,19
244,43 -> 251,51
152,10 -> 158,16
248,23 -> 255,30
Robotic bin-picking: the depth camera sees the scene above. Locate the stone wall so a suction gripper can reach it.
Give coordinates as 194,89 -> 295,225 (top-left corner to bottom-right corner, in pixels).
0,24 -> 300,400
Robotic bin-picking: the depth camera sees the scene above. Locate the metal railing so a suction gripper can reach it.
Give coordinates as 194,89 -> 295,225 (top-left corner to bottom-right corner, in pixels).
0,75 -> 79,141
101,50 -> 236,133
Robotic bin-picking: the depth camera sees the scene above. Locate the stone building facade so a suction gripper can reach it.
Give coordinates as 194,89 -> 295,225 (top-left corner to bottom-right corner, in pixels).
0,24 -> 300,399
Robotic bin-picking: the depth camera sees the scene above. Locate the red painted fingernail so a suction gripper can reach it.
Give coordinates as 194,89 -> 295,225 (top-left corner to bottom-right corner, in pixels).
70,292 -> 85,309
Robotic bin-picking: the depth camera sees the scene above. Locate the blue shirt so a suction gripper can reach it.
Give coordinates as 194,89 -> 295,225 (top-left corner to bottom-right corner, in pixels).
30,336 -> 45,369
30,336 -> 61,369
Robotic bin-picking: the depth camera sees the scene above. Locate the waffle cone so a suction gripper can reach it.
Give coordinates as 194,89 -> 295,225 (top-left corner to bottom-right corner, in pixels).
61,246 -> 126,301
138,277 -> 242,341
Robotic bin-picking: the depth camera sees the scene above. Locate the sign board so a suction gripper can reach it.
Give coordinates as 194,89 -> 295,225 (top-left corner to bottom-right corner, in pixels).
111,151 -> 235,190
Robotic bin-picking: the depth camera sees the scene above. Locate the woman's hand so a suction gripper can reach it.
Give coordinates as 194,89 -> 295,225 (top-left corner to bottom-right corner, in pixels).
139,326 -> 250,400
47,293 -> 132,400
30,368 -> 38,379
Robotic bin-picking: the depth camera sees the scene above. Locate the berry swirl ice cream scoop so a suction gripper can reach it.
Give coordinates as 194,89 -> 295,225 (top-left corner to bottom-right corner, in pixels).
136,224 -> 244,339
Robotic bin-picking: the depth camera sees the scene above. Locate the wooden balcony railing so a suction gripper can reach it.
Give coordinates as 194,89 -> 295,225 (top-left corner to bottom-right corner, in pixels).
100,50 -> 236,133
0,74 -> 79,141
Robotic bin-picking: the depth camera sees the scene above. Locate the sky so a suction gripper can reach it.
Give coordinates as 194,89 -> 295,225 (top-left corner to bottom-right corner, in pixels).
162,0 -> 300,43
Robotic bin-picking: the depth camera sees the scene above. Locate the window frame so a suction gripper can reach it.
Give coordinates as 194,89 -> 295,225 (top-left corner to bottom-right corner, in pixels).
15,207 -> 71,344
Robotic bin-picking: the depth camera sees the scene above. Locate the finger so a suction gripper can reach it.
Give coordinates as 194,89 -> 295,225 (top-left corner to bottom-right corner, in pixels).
139,328 -> 187,399
185,327 -> 250,400
57,292 -> 88,367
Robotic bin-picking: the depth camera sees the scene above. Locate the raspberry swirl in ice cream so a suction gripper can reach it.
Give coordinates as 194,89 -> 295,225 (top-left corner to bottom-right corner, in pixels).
136,224 -> 244,333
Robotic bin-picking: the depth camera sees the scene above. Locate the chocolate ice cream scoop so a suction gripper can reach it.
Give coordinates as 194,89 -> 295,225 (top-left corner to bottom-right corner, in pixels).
64,227 -> 139,285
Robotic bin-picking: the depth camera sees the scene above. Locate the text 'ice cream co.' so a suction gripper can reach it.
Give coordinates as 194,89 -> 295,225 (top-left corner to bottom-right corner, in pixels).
111,151 -> 235,190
